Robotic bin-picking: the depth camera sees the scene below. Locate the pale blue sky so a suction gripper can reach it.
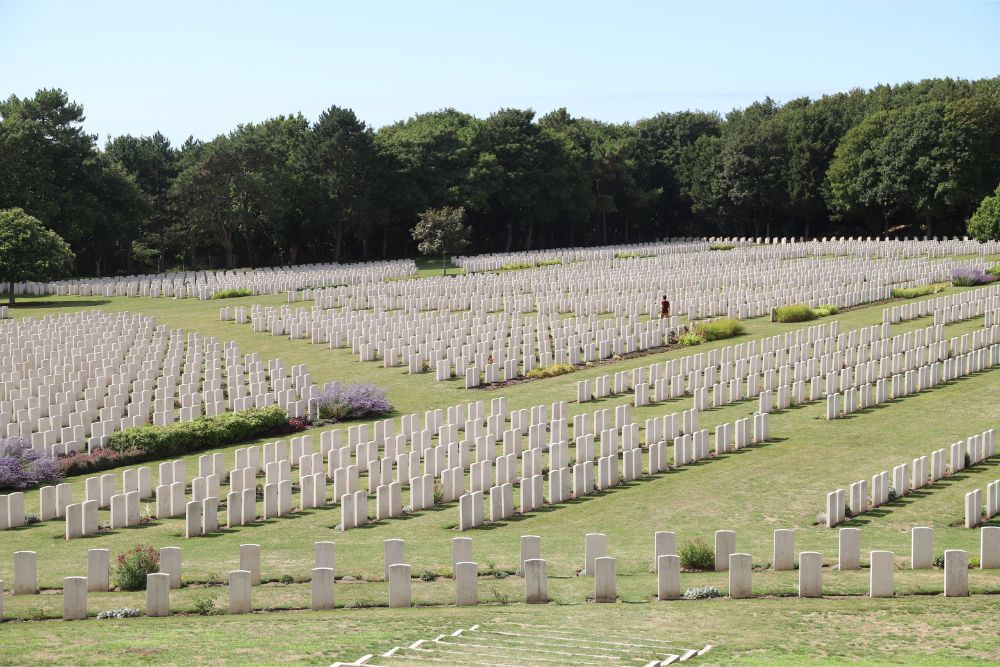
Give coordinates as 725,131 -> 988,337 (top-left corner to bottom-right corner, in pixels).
1,1 -> 998,145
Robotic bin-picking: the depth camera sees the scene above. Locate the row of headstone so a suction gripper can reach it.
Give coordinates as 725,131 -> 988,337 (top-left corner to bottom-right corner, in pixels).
965,479 -> 1000,529
884,284 -> 1000,324
16,260 -> 416,300
453,237 -> 1000,272
11,524 -> 997,622
0,309 -> 314,457
826,429 -> 997,527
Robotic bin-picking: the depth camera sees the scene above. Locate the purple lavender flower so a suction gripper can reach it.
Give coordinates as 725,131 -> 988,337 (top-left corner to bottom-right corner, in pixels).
310,383 -> 393,422
0,436 -> 63,490
951,267 -> 992,287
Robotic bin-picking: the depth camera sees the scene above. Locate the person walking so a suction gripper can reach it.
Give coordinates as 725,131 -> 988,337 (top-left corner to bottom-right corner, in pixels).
660,295 -> 670,319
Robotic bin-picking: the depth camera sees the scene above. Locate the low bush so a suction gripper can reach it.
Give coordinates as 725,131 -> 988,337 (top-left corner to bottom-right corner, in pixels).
210,288 -> 253,299
96,607 -> 142,619
677,332 -> 704,347
500,262 -> 533,271
709,243 -> 735,251
683,586 -> 724,599
107,407 -> 288,458
987,265 -> 1000,277
57,447 -> 147,478
891,283 -> 946,299
310,383 -> 393,422
614,251 -> 649,259
112,545 -> 159,591
774,304 -> 817,323
679,537 -> 715,571
0,436 -> 62,491
951,267 -> 994,287
538,259 -> 562,266
811,304 -> 839,318
694,318 -> 745,341
525,363 -> 576,379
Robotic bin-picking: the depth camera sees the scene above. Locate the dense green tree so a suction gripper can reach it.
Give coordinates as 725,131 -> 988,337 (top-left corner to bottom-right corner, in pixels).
0,208 -> 75,304
968,184 -> 1000,242
304,107 -> 377,262
411,206 -> 471,274
2,77 -> 999,275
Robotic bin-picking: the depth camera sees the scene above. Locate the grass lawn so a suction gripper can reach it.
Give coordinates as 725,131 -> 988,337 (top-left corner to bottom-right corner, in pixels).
1,284 -> 999,664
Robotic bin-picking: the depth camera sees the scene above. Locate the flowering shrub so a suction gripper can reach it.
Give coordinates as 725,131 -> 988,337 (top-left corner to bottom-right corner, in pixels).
310,383 -> 393,422
57,447 -> 147,478
285,417 -> 310,433
0,437 -> 62,491
112,545 -> 159,591
952,267 -> 995,287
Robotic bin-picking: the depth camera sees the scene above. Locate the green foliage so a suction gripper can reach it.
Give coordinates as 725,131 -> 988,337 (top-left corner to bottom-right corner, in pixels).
2,78 -> 999,275
500,262 -> 534,271
191,595 -> 218,616
774,304 -> 818,322
524,363 -> 576,379
679,537 -> 715,571
210,288 -> 252,299
987,265 -> 1000,277
694,318 -> 745,341
968,184 -> 1000,241
411,206 -> 471,275
709,243 -> 735,250
419,569 -> 437,582
683,586 -> 724,599
811,304 -> 839,318
891,284 -> 946,299
537,259 -> 562,266
614,251 -> 649,259
0,208 -> 75,304
96,607 -> 142,619
677,332 -> 704,346
106,407 -> 287,458
112,545 -> 159,591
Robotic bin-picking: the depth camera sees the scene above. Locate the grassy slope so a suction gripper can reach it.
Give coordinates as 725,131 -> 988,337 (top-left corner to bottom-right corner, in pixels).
1,285 -> 999,664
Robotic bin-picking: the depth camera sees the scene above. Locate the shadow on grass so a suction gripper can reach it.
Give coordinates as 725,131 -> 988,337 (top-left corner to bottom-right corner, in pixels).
7,298 -> 111,310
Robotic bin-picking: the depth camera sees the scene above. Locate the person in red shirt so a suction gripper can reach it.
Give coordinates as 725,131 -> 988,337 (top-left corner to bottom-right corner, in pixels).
660,295 -> 670,319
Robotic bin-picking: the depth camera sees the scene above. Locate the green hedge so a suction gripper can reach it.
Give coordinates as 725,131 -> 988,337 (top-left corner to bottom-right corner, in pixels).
211,288 -> 253,299
709,243 -> 735,251
694,318 -> 745,341
774,304 -> 817,323
812,304 -> 839,318
891,284 -> 944,299
525,363 -> 576,379
107,407 -> 288,458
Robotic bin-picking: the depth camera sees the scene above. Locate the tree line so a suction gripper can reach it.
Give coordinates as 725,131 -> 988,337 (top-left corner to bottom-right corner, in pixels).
1,77 -> 998,277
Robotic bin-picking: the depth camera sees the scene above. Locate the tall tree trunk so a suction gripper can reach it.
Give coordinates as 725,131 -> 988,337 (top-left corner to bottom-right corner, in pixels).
94,256 -> 103,278
288,241 -> 300,266
8,280 -> 14,306
524,220 -> 533,251
505,222 -> 513,252
335,220 -> 343,262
